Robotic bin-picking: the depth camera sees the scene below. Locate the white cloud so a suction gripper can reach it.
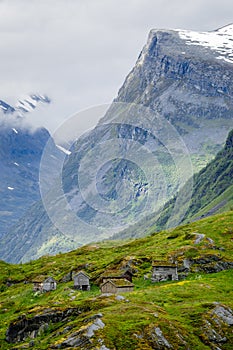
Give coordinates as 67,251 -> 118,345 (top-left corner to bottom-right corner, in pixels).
0,0 -> 232,132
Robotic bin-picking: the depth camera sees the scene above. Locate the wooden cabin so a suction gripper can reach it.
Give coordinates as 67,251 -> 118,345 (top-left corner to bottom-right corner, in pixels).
33,276 -> 57,292
101,269 -> 134,284
42,277 -> 57,292
151,261 -> 178,282
33,276 -> 44,292
100,279 -> 134,294
73,271 -> 90,291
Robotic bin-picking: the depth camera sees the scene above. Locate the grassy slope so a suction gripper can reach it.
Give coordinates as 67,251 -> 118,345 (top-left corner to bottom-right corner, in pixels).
0,211 -> 232,349
191,184 -> 233,221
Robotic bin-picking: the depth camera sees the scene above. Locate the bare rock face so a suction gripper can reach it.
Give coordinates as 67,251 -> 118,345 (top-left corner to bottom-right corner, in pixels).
149,327 -> 172,349
53,313 -> 105,349
201,304 -> 233,349
6,307 -> 88,343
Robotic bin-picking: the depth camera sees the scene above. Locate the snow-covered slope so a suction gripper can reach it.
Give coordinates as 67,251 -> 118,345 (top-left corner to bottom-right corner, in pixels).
16,94 -> 51,114
0,100 -> 15,114
176,24 -> 233,64
0,94 -> 50,115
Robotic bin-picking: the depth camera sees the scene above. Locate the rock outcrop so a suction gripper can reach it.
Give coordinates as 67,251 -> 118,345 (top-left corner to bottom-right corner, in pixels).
201,304 -> 233,349
6,307 -> 89,343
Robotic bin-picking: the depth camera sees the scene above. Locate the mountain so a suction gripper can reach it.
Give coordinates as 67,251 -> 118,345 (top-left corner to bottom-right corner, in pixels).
1,25 -> 233,263
0,95 -> 62,238
0,211 -> 233,349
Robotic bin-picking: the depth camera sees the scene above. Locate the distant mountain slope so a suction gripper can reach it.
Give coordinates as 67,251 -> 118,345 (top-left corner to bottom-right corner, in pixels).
0,95 -> 62,237
157,128 -> 233,228
113,129 -> 233,240
1,128 -> 232,263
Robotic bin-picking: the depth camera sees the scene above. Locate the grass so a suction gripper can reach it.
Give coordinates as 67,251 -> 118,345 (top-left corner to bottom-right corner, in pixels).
0,211 -> 232,349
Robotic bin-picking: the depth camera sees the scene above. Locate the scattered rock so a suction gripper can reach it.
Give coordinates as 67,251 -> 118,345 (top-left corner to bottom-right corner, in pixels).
38,323 -> 49,336
194,233 -> 205,244
180,255 -> 233,274
150,327 -> 172,349
183,259 -> 192,269
207,237 -> 215,245
86,318 -> 105,337
55,314 -> 105,349
201,304 -> 233,349
115,295 -> 125,301
202,319 -> 227,344
58,331 -> 91,348
212,305 -> 233,326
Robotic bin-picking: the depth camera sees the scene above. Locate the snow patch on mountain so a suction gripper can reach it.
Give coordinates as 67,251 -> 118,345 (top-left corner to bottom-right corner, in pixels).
0,94 -> 51,116
0,100 -> 15,114
16,94 -> 51,114
176,24 -> 233,64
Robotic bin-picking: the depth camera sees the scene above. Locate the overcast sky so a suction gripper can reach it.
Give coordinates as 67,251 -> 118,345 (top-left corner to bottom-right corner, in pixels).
0,0 -> 232,132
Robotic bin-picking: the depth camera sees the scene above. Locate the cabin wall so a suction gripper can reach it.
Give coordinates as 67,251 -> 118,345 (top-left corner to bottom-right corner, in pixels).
117,286 -> 133,293
74,276 -> 89,286
101,283 -> 117,294
152,266 -> 178,282
73,274 -> 90,290
43,281 -> 56,291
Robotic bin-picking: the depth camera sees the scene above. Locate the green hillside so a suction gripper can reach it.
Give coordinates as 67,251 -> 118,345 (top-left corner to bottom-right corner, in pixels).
112,129 -> 233,241
157,129 -> 233,227
0,211 -> 233,349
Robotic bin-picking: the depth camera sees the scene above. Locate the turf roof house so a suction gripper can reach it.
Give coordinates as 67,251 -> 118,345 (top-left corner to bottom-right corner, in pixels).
33,276 -> 57,292
73,271 -> 90,291
151,261 -> 178,282
100,269 -> 134,283
101,279 -> 134,294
